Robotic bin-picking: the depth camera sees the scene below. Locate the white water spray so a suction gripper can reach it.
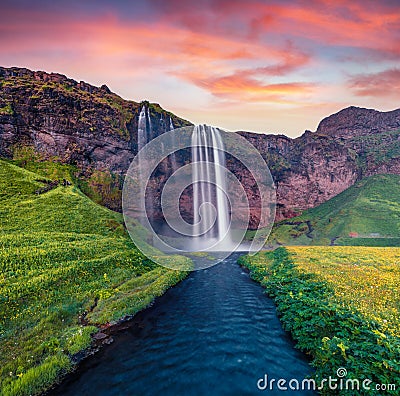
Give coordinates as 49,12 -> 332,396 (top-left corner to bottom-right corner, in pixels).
138,105 -> 147,150
169,117 -> 178,172
191,125 -> 231,250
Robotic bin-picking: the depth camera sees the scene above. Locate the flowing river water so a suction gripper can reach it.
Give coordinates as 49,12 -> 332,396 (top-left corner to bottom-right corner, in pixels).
51,253 -> 315,395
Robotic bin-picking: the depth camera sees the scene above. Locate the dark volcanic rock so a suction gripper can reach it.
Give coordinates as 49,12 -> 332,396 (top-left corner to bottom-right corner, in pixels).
1,66 -> 400,223
0,66 -> 191,172
316,106 -> 400,139
238,130 -> 359,220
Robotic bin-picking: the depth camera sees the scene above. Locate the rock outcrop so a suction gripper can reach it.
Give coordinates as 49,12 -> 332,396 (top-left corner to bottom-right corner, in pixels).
1,66 -> 400,224
316,106 -> 400,138
0,66 -> 191,173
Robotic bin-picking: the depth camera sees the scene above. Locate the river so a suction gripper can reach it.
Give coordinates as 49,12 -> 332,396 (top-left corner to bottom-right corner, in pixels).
51,253 -> 315,395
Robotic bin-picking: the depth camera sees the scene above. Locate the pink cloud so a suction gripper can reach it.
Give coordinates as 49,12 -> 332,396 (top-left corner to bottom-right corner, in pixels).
0,0 -> 399,115
348,68 -> 400,98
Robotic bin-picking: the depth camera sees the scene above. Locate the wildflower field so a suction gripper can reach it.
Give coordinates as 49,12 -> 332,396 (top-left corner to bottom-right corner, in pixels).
0,159 -> 188,396
239,246 -> 400,395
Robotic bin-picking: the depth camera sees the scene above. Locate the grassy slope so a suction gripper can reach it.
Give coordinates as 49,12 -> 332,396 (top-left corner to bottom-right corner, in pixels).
240,247 -> 400,395
267,174 -> 400,247
0,159 -> 188,396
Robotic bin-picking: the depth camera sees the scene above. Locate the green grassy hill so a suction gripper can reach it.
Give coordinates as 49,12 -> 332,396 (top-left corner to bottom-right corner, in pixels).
266,174 -> 400,246
0,159 -> 188,396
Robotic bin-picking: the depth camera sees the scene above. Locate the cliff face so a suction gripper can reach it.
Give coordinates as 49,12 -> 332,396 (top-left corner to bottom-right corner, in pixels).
0,67 -> 191,173
316,106 -> 400,138
320,107 -> 400,179
1,66 -> 400,224
237,131 -> 359,220
238,105 -> 400,220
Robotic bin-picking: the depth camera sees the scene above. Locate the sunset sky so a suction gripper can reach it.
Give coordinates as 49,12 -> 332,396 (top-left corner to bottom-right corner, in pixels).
1,0 -> 400,137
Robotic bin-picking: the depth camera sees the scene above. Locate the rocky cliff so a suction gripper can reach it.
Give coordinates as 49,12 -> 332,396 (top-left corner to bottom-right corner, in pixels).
0,66 -> 191,172
238,105 -> 400,219
1,66 -> 399,224
316,106 -> 400,138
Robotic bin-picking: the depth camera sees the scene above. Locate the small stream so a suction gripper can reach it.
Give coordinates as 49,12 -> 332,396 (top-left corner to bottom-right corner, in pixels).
51,253 -> 315,395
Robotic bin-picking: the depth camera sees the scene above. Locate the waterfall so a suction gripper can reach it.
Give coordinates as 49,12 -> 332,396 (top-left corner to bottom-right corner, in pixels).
147,109 -> 153,140
169,116 -> 178,172
136,114 -> 233,251
126,118 -> 275,267
138,105 -> 147,151
159,113 -> 164,130
138,105 -> 154,150
137,104 -> 154,219
191,125 -> 231,250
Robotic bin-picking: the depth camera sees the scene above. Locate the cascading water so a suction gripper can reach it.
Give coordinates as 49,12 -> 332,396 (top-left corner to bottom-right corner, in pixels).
125,121 -> 274,268
138,104 -> 155,150
159,113 -> 164,130
137,105 -> 147,151
137,104 -> 155,220
148,109 -> 153,141
169,116 -> 178,172
191,125 -> 231,251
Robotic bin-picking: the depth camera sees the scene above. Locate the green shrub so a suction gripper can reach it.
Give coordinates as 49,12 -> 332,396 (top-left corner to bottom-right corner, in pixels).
239,248 -> 400,395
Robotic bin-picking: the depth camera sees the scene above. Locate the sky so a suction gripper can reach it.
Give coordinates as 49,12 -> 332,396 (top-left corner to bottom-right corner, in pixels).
1,0 -> 400,137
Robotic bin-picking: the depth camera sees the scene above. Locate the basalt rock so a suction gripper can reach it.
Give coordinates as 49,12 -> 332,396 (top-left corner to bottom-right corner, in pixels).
1,66 -> 400,224
0,66 -> 191,172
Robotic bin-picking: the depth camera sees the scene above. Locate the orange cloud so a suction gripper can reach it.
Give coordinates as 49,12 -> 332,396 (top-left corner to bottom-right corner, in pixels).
348,68 -> 400,98
0,0 -> 399,126
253,43 -> 310,76
154,0 -> 400,60
168,36 -> 313,102
174,68 -> 315,103
249,1 -> 400,59
0,8 -> 312,105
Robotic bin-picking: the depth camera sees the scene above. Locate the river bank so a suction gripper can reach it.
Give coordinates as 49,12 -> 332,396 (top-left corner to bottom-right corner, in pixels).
47,253 -> 315,396
239,247 -> 400,395
0,158 -> 191,396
